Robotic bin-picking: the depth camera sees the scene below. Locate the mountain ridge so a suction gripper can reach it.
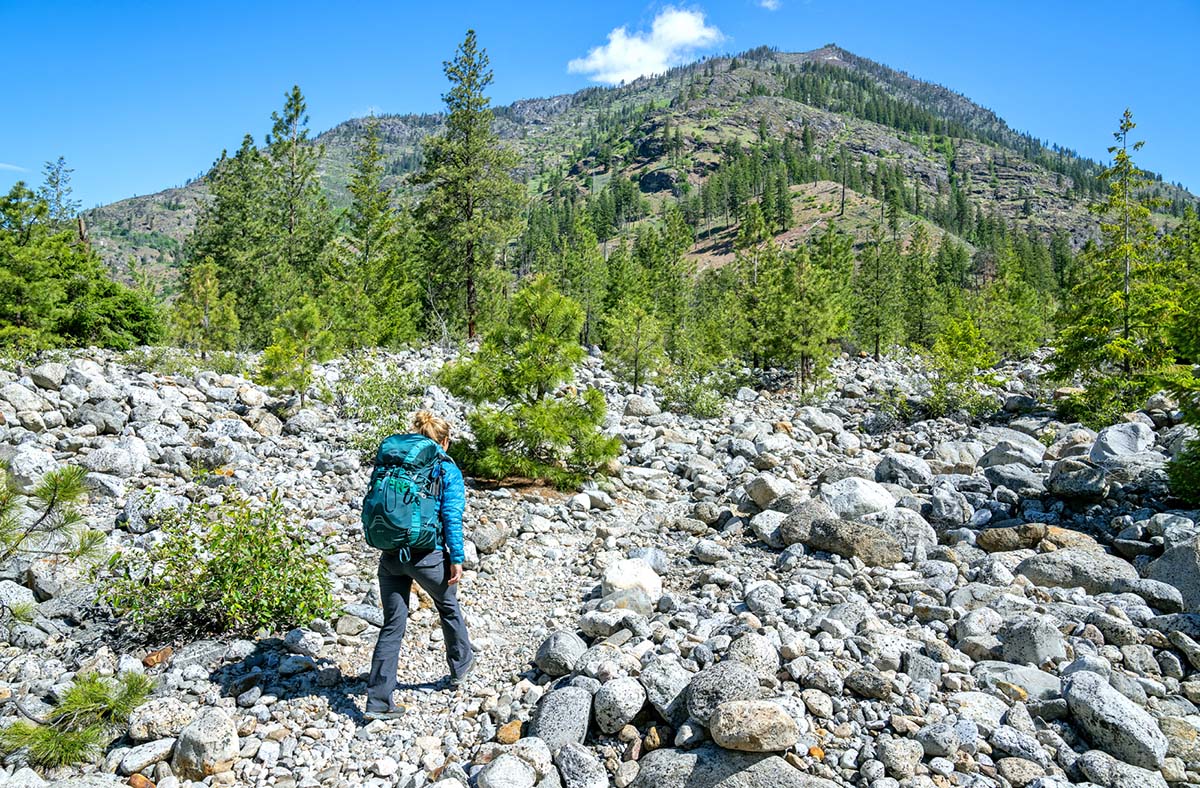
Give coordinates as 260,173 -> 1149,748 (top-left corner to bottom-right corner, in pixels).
82,43 -> 1197,286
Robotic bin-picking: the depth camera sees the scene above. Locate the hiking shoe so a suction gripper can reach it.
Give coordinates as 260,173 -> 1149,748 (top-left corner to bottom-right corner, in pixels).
449,656 -> 475,688
364,706 -> 407,721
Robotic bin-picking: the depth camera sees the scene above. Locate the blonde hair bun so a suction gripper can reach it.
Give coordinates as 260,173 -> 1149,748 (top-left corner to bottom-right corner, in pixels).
412,410 -> 451,444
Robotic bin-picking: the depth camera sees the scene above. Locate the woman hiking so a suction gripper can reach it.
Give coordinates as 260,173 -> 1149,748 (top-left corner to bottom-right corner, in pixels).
364,411 -> 474,720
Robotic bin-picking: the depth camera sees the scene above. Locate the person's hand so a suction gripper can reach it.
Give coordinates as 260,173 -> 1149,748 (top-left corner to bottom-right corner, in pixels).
448,563 -> 463,586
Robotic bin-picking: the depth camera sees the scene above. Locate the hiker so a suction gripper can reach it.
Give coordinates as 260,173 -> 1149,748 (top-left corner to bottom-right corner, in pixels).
364,411 -> 474,720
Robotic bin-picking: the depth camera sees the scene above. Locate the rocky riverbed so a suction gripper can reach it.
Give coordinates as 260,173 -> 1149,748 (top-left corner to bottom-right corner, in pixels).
0,347 -> 1198,788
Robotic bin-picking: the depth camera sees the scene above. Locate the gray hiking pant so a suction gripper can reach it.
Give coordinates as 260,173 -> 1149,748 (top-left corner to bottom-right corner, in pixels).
366,548 -> 474,713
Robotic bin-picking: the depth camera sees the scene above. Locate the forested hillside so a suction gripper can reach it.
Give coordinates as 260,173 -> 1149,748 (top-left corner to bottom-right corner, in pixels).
84,44 -> 1195,284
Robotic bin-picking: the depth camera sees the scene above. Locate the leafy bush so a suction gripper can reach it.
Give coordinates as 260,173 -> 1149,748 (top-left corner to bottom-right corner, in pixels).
256,299 -> 334,406
0,672 -> 151,770
118,346 -> 247,377
105,491 -> 334,636
335,356 -> 422,460
926,313 -> 996,419
440,276 -> 619,488
662,376 -> 725,419
1170,439 -> 1200,506
0,183 -> 163,350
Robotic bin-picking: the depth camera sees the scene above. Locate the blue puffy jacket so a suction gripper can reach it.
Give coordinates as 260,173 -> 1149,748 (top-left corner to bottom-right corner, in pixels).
438,459 -> 466,565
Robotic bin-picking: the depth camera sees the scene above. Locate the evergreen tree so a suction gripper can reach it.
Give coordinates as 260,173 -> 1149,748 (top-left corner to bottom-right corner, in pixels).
603,301 -> 665,392
853,224 -> 904,359
439,276 -> 618,487
263,86 -> 333,298
187,136 -> 273,343
38,157 -> 81,231
326,118 -> 420,347
1051,110 -> 1178,420
257,299 -> 334,406
902,224 -> 941,348
172,259 -> 239,356
777,249 -> 844,392
414,30 -> 524,339
0,184 -> 161,350
559,213 -> 607,345
976,238 -> 1051,358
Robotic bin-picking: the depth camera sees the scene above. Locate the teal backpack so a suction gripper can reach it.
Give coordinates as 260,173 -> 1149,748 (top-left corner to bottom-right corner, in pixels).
361,433 -> 447,553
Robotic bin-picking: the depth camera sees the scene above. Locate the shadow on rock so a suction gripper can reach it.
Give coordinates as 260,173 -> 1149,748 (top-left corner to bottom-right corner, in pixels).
207,638 -> 368,725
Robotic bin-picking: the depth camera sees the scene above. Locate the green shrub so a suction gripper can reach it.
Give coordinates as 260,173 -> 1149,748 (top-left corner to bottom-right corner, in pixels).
105,491 -> 334,636
0,672 -> 151,770
925,313 -> 996,419
0,465 -> 104,631
118,346 -> 247,378
1170,439 -> 1200,506
440,276 -> 619,488
335,356 -> 421,460
256,299 -> 334,406
662,377 -> 724,419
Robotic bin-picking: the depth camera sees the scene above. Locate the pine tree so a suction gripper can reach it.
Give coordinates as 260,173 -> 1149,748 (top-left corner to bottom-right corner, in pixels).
257,299 -> 334,406
1051,110 -> 1178,419
902,224 -> 941,348
187,135 -> 273,343
0,184 -> 161,350
777,249 -> 844,392
853,223 -> 904,360
977,237 -> 1051,358
172,259 -> 239,356
603,301 -> 666,392
439,276 -> 618,487
263,86 -> 333,297
326,118 -> 420,347
414,30 -> 524,339
559,213 -> 608,345
38,157 -> 81,231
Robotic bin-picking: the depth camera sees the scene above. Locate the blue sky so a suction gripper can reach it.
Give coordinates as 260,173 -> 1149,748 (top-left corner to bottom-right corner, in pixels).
2,0 -> 1198,208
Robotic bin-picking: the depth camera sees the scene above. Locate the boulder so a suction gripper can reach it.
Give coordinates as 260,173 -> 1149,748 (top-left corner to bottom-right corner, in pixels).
476,753 -> 536,788
638,658 -> 692,724
1015,547 -> 1137,594
82,436 -> 150,478
624,395 -> 661,418
818,476 -> 895,518
128,697 -> 196,741
875,452 -> 933,488
804,518 -> 903,567
745,474 -> 794,509
593,677 -> 646,734
1148,537 -> 1200,611
927,441 -> 985,474
4,444 -> 60,493
529,686 -> 592,750
1063,670 -> 1167,769
686,662 -> 759,725
119,488 -> 188,534
1046,458 -> 1109,499
859,507 -> 936,562
633,745 -> 829,788
29,362 -> 67,390
535,630 -> 588,677
171,707 -> 239,780
1090,421 -> 1155,462
779,498 -> 837,546
998,615 -> 1066,666
708,700 -> 799,752
977,440 -> 1044,469
601,559 -> 662,603
553,742 -> 608,788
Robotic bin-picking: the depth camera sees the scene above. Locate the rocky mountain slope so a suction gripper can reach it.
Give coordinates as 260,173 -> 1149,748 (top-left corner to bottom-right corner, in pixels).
2,345 -> 1200,787
82,44 -> 1198,286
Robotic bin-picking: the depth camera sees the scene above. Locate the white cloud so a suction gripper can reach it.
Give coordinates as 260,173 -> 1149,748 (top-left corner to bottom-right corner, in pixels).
568,7 -> 724,85
759,0 -> 781,9
0,162 -> 27,172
